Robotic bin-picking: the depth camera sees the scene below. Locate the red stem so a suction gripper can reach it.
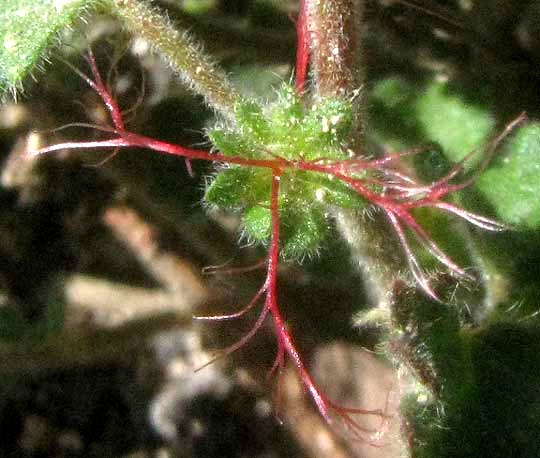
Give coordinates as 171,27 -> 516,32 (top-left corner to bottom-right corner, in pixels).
86,49 -> 125,131
266,172 -> 384,431
295,0 -> 310,94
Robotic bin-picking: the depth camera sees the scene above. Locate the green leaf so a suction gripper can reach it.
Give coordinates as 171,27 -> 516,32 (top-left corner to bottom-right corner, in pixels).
415,81 -> 496,164
475,122 -> 540,229
370,77 -> 496,165
0,0 -> 93,96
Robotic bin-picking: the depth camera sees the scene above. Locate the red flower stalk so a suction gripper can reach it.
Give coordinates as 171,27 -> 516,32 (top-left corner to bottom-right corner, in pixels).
295,0 -> 309,95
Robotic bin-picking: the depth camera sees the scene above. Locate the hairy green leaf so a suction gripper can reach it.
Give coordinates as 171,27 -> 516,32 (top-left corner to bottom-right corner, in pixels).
0,0 -> 92,96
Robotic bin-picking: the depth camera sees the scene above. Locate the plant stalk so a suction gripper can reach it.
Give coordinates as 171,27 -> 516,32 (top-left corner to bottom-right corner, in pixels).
305,0 -> 401,307
305,0 -> 365,99
107,0 -> 240,118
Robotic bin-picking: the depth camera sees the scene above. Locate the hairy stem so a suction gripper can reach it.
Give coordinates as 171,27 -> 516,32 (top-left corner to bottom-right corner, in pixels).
107,0 -> 239,117
305,0 -> 402,306
305,0 -> 366,151
334,208 -> 403,309
305,0 -> 365,99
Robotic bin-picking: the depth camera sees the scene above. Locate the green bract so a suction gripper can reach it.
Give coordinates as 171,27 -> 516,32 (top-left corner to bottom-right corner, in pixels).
205,84 -> 366,259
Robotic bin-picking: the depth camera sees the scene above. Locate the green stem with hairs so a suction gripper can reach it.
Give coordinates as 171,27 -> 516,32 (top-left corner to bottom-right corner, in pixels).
107,0 -> 240,118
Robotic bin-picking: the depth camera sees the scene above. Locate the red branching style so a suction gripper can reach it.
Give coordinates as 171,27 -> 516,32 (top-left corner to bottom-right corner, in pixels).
28,12 -> 524,442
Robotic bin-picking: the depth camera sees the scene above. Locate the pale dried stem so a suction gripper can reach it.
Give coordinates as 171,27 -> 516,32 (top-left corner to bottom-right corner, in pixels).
103,205 -> 208,303
64,274 -> 200,327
